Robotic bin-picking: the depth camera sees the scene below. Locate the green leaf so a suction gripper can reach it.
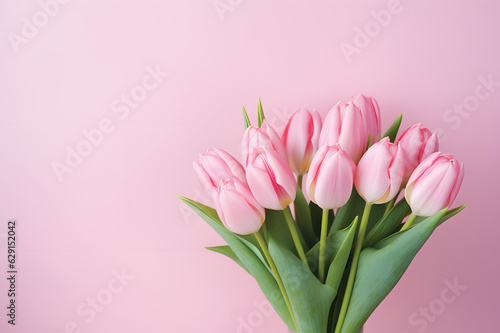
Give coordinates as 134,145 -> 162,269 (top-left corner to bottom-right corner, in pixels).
258,97 -> 265,127
236,233 -> 272,274
310,201 -> 327,238
294,185 -> 318,248
437,205 -> 465,227
381,113 -> 402,142
178,197 -> 295,330
269,232 -> 336,333
243,106 -> 251,129
340,209 -> 447,333
206,245 -> 250,274
365,204 -> 387,235
325,217 -> 358,293
306,218 -> 356,280
412,205 -> 466,228
330,188 -> 385,236
363,198 -> 411,247
329,188 -> 364,235
265,209 -> 296,253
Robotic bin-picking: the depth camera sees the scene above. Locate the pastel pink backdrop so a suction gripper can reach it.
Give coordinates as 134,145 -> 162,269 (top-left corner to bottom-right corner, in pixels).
1,1 -> 499,332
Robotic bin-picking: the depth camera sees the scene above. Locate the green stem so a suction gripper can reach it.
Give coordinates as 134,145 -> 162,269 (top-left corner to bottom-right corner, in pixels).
319,209 -> 329,283
283,206 -> 310,269
254,232 -> 298,331
295,174 -> 303,230
400,213 -> 418,231
383,189 -> 401,217
335,203 -> 372,333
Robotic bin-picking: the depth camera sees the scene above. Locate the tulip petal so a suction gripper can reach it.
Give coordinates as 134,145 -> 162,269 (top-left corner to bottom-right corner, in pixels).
408,161 -> 459,216
262,121 -> 288,161
208,148 -> 247,183
354,94 -> 381,141
338,103 -> 366,163
193,161 -> 215,190
218,189 -> 263,234
355,140 -> 392,203
406,152 -> 441,187
283,108 -> 311,174
421,132 -> 439,162
246,158 -> 282,210
314,151 -> 354,209
264,148 -> 297,203
447,161 -> 464,208
306,145 -> 328,185
319,103 -> 342,148
311,108 -> 323,151
383,144 -> 405,203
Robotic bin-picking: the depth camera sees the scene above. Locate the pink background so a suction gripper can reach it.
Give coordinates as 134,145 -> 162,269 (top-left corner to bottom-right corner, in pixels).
1,1 -> 499,332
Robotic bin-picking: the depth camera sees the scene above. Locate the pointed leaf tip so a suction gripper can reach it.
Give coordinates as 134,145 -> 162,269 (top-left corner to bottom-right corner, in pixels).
257,97 -> 265,127
382,113 -> 403,142
243,105 -> 251,129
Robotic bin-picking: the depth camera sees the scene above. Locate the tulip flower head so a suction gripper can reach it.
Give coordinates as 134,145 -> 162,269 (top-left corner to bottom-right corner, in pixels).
306,144 -> 356,209
319,101 -> 367,163
353,94 -> 381,142
396,123 -> 439,187
241,120 -> 287,165
213,178 -> 265,235
282,107 -> 322,175
193,148 -> 247,194
355,138 -> 405,204
405,152 -> 464,216
246,147 -> 297,210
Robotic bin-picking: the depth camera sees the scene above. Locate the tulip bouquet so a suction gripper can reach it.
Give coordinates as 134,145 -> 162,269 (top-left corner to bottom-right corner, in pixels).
179,95 -> 465,333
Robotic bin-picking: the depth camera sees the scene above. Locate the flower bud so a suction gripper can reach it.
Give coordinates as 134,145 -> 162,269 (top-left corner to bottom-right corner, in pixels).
305,144 -> 356,209
405,152 -> 464,216
241,120 -> 287,165
282,107 -> 322,174
246,147 -> 297,210
355,138 -> 405,204
214,178 -> 265,235
319,102 -> 367,163
193,148 -> 246,194
396,124 -> 439,186
353,94 -> 381,142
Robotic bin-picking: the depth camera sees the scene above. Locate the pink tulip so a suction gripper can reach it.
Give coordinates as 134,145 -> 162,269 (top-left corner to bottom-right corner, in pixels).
213,178 -> 265,235
396,124 -> 439,186
242,120 -> 287,165
246,147 -> 297,210
354,94 -> 381,142
282,107 -> 322,175
405,152 -> 464,216
355,138 -> 405,204
319,102 -> 367,163
193,148 -> 247,194
305,144 -> 356,209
